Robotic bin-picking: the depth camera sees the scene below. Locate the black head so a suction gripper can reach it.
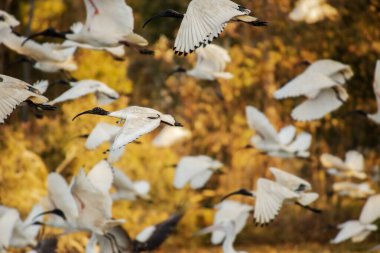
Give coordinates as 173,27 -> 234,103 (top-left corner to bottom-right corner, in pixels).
22,28 -> 68,46
72,107 -> 110,121
221,188 -> 253,202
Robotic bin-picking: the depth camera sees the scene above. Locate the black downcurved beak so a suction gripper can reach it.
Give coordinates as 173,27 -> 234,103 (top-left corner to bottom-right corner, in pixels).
221,188 -> 253,202
167,67 -> 187,78
143,9 -> 184,28
32,209 -> 66,221
342,110 -> 368,118
22,28 -> 68,46
72,107 -> 110,121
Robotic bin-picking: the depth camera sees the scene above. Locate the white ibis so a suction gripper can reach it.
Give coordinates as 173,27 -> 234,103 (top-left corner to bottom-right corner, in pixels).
87,213 -> 183,253
0,75 -> 55,124
49,79 -> 119,105
170,44 -> 233,80
0,204 -> 44,250
73,106 -> 182,162
331,194 -> 380,244
245,105 -> 312,158
289,0 -> 338,24
211,201 -> 253,245
274,59 -> 353,121
35,161 -> 125,241
23,0 -> 153,55
196,220 -> 246,253
143,0 -> 267,56
0,10 -> 20,28
173,155 -> 223,190
112,168 -> 150,201
222,167 -> 320,226
152,126 -> 191,148
3,31 -> 77,73
320,150 -> 367,179
349,60 -> 380,124
333,182 -> 375,199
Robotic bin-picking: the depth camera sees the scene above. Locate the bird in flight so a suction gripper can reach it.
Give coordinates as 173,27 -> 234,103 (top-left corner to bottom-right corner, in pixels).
143,0 -> 267,56
274,59 -> 353,121
222,167 -> 320,226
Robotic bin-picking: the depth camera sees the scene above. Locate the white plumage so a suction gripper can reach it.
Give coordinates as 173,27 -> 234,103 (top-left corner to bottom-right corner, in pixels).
43,161 -> 125,235
320,150 -> 367,179
173,155 -> 223,189
274,59 -> 353,121
173,0 -> 264,55
0,75 -> 50,124
112,168 -> 150,201
73,106 -> 181,163
245,105 -> 312,158
333,182 -> 374,199
211,201 -> 253,245
3,32 -> 77,73
289,0 -> 338,24
185,44 -> 233,80
152,126 -> 191,148
50,79 -> 119,105
0,10 -> 20,28
197,220 -> 247,253
0,204 -> 43,250
223,167 -> 319,226
331,194 -> 380,244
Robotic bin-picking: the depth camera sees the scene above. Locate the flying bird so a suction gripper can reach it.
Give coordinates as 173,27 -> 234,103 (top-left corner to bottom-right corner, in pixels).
173,156 -> 223,189
245,105 -> 312,158
331,194 -> 380,244
112,168 -> 150,201
152,126 -> 191,148
222,167 -> 320,226
274,59 -> 353,121
73,106 -> 182,162
348,60 -> 380,124
49,79 -> 119,105
211,201 -> 253,245
86,212 -> 183,253
3,33 -> 78,73
35,161 -> 125,246
169,44 -> 233,80
333,182 -> 374,199
0,75 -> 55,124
196,220 -> 247,253
143,0 -> 267,55
320,150 -> 367,179
289,0 -> 338,24
0,204 -> 44,251
23,0 -> 152,55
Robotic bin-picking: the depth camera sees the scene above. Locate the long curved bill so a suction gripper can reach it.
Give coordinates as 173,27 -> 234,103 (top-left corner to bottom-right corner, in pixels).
21,28 -> 66,46
143,9 -> 184,28
220,188 -> 253,202
72,109 -> 95,121
32,209 -> 66,221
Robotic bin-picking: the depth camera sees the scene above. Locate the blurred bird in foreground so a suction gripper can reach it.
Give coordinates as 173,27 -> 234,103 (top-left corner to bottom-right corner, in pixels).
331,194 -> 380,244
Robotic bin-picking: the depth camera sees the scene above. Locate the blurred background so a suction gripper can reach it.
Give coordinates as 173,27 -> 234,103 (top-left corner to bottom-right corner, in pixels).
1,0 -> 380,252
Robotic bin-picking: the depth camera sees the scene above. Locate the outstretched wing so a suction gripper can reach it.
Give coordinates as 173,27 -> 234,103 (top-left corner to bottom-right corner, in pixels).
245,106 -> 278,142
359,194 -> 380,224
254,179 -> 299,225
269,167 -> 311,191
174,0 -> 249,55
85,122 -> 121,149
344,150 -> 364,172
287,132 -> 312,152
87,160 -> 114,194
277,125 -> 296,145
173,156 -> 212,189
331,221 -> 365,244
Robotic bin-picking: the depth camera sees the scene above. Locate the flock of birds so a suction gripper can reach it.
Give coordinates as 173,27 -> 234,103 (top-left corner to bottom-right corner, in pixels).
0,0 -> 379,252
